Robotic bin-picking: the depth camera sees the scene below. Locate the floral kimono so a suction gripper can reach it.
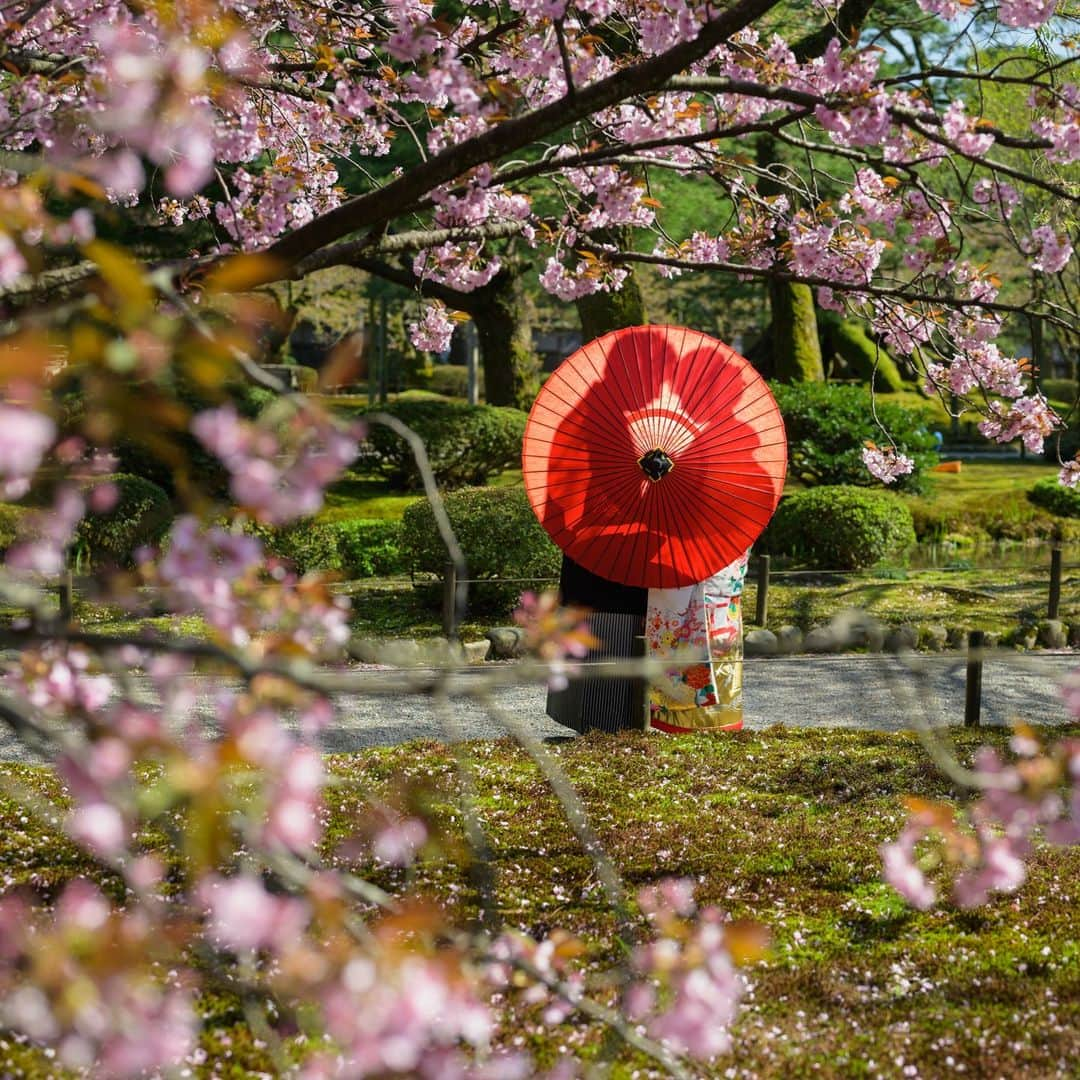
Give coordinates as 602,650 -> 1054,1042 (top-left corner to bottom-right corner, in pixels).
645,550 -> 750,733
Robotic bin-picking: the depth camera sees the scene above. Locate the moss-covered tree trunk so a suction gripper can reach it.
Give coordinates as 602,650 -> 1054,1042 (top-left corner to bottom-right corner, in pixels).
576,271 -> 646,341
470,270 -> 541,410
755,134 -> 824,384
769,278 -> 825,383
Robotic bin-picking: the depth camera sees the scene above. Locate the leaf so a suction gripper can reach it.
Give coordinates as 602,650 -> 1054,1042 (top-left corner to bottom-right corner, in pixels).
83,240 -> 153,318
203,253 -> 285,294
725,919 -> 770,965
0,332 -> 53,386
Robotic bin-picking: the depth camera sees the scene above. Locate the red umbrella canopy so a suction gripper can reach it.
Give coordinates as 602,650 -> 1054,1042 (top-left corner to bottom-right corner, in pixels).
522,325 -> 787,589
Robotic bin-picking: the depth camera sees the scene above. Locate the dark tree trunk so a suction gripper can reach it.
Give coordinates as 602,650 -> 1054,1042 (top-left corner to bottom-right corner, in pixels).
768,279 -> 825,383
470,270 -> 540,409
576,270 -> 647,341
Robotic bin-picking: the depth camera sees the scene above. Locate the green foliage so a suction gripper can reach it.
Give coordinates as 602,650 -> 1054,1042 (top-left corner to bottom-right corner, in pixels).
818,310 -> 905,392
765,485 -> 917,569
425,365 -> 470,399
331,519 -> 403,577
399,487 -> 560,612
250,518 -> 403,578
1028,476 -> 1080,518
0,504 -> 24,554
108,379 -> 275,498
358,399 -> 527,490
75,475 -> 173,567
773,381 -> 938,493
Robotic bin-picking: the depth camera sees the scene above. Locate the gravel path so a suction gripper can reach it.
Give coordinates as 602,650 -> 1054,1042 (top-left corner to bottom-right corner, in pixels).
1,653 -> 1076,762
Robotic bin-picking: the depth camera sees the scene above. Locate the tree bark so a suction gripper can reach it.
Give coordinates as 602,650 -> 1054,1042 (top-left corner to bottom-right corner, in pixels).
576,273 -> 646,341
470,271 -> 541,409
768,278 -> 825,383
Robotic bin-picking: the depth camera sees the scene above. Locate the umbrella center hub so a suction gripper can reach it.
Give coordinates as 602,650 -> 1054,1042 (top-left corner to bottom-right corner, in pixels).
639,448 -> 674,482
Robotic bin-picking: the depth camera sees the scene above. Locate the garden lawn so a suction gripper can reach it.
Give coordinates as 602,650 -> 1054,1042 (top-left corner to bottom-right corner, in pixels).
1,726 -> 1078,1077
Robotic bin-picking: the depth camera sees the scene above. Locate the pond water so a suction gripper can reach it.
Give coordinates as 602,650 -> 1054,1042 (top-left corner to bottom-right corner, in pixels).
904,541 -> 1080,572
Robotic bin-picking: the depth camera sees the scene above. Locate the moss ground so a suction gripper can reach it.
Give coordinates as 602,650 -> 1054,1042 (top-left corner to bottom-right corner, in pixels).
1,727 -> 1078,1077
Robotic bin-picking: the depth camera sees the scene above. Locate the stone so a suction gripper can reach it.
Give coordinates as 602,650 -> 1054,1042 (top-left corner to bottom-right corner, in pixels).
885,624 -> 918,652
464,639 -> 492,665
487,626 -> 526,660
804,625 -> 838,653
1038,620 -> 1067,649
1070,623 -> 1080,649
982,631 -> 1001,650
775,625 -> 804,654
744,629 -> 778,656
831,609 -> 884,652
1006,624 -> 1037,650
945,626 -> 967,650
919,623 -> 948,652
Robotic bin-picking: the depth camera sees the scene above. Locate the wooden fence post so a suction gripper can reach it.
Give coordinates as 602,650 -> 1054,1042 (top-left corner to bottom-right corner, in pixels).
1048,546 -> 1062,620
755,554 -> 770,628
58,568 -> 74,623
964,630 -> 984,728
442,560 -> 459,641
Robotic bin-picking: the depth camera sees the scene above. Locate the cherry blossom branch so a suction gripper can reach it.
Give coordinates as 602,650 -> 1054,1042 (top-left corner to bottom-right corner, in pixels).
266,0 -> 785,267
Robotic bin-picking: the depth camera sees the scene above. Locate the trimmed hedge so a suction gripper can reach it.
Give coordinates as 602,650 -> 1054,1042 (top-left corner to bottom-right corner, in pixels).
399,487 -> 560,612
75,474 -> 173,567
1028,476 -> 1080,518
763,485 -> 917,569
357,399 -> 527,490
425,365 -> 471,399
249,518 -> 404,578
772,382 -> 937,493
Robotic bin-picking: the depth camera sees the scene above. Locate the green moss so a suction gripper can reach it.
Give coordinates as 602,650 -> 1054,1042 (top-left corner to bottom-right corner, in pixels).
2,728 -> 1078,1077
771,280 -> 825,383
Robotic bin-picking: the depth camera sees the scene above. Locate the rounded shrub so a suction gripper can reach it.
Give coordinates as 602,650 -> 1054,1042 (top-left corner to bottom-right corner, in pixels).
764,485 -> 916,569
425,365 -> 471,399
399,487 -> 560,612
771,382 -> 937,493
332,519 -> 403,577
246,518 -> 403,578
1028,476 -> 1080,518
75,474 -> 173,567
358,399 -> 527,490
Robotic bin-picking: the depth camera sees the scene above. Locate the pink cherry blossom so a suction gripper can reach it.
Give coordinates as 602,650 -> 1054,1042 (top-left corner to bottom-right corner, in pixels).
0,403 -> 54,498
861,445 -> 915,485
881,826 -> 936,910
1025,224 -> 1074,273
409,303 -> 456,353
998,0 -> 1057,27
201,873 -> 310,952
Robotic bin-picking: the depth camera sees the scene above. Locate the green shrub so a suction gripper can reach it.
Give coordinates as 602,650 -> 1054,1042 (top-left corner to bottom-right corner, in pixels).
772,382 -> 938,493
425,365 -> 471,399
247,518 -> 403,578
1028,476 -> 1080,518
358,399 -> 527,490
252,520 -> 343,576
763,485 -> 917,569
332,519 -> 403,577
75,475 -> 173,567
399,487 -> 560,612
0,504 -> 24,554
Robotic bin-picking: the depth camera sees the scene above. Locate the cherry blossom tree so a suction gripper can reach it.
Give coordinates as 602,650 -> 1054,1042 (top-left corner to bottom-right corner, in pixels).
3,0 -> 1080,1074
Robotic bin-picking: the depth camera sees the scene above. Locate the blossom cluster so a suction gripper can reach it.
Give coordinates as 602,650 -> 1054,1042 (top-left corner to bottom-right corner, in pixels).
882,726 -> 1080,910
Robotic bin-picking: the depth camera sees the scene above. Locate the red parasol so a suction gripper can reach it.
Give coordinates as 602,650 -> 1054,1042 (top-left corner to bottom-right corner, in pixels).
522,325 -> 786,589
